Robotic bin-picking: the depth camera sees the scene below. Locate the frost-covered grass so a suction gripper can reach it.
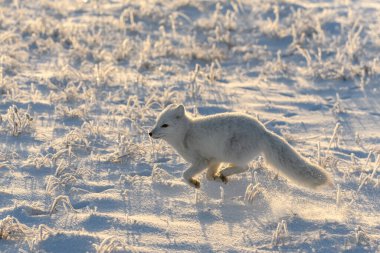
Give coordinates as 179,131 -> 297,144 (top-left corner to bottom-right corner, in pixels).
0,0 -> 379,252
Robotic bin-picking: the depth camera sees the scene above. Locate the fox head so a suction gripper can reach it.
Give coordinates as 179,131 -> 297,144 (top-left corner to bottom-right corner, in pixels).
149,104 -> 189,142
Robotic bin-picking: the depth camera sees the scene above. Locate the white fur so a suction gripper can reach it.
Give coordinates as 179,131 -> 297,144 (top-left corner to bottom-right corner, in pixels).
150,104 -> 333,190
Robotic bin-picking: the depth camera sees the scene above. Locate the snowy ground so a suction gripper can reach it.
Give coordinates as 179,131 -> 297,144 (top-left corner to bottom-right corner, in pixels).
0,0 -> 379,252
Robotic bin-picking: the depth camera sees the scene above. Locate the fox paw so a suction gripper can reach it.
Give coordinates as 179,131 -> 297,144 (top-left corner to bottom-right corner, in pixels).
219,174 -> 228,184
214,173 -> 228,184
189,178 -> 200,189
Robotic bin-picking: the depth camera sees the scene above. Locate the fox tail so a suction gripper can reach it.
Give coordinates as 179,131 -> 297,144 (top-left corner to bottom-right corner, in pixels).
262,131 -> 334,190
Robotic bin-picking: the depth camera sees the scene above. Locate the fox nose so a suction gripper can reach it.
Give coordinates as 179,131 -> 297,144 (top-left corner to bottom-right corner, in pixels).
149,132 -> 152,137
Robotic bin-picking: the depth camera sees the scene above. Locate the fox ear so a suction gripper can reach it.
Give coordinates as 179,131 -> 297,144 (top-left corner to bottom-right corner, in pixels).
174,104 -> 185,118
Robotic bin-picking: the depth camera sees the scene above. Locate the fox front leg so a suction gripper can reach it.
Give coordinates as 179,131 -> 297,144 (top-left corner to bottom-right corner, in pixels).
206,161 -> 221,181
183,160 -> 208,189
206,162 -> 227,183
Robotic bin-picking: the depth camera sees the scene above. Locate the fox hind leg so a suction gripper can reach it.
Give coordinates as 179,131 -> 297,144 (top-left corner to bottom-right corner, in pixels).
217,164 -> 249,183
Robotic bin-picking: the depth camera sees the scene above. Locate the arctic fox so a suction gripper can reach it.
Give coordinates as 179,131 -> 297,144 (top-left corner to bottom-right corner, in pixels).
149,104 -> 333,190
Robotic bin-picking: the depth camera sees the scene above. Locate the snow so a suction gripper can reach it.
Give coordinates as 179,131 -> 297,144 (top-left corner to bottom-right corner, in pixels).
0,0 -> 379,252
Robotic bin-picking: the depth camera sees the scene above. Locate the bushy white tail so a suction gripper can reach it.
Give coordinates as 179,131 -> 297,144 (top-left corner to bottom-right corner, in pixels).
262,131 -> 333,190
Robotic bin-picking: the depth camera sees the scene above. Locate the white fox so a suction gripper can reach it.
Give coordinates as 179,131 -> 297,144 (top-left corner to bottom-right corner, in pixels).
149,104 -> 333,190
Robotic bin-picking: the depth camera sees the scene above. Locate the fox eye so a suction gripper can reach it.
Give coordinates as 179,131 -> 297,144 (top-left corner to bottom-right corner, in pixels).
161,124 -> 169,128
